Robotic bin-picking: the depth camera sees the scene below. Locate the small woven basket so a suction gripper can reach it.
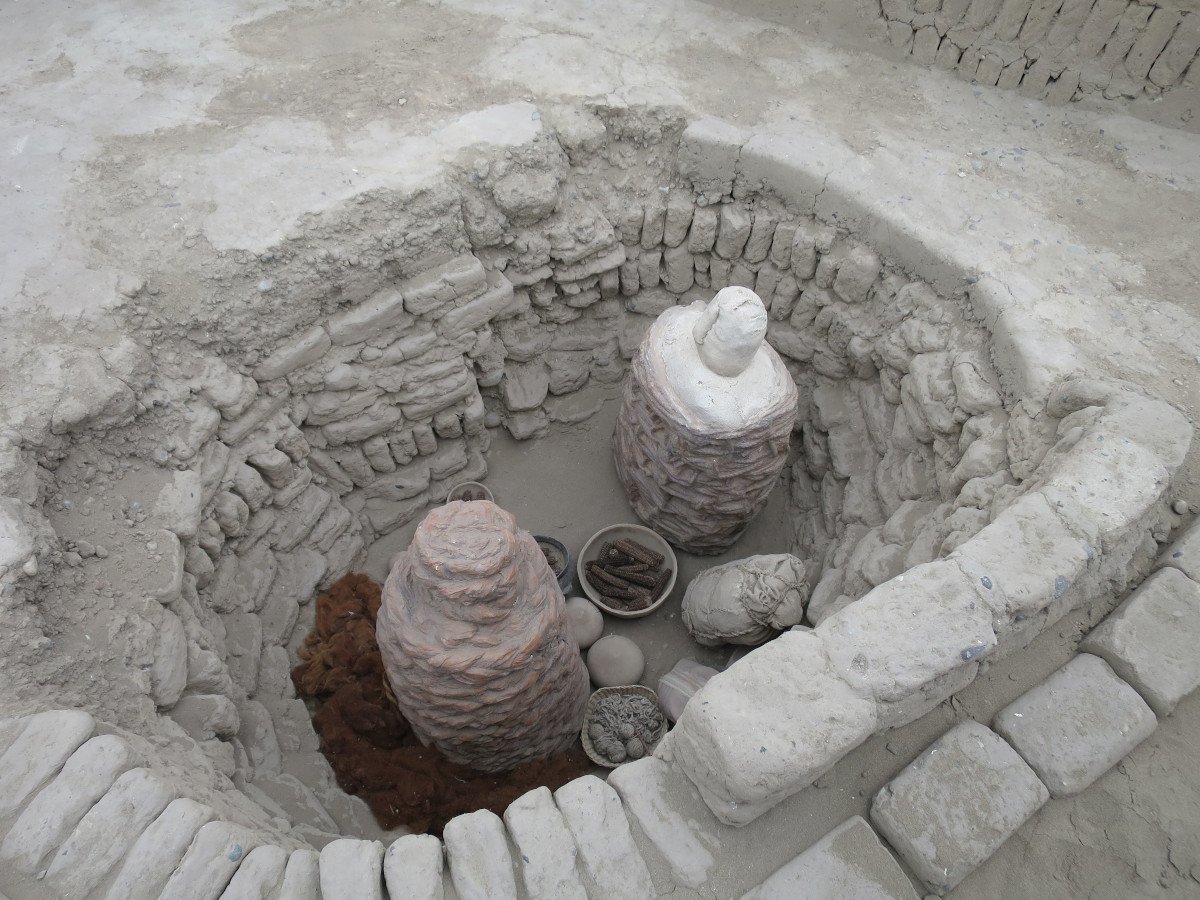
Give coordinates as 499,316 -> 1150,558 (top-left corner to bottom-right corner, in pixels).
581,685 -> 668,768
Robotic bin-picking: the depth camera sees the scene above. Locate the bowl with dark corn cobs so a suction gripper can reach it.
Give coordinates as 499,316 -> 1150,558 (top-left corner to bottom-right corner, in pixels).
577,524 -> 677,619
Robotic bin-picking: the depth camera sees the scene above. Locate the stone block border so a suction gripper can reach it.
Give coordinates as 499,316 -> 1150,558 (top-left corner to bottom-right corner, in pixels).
870,720 -> 1051,895
1081,559 -> 1200,715
993,652 -> 1157,798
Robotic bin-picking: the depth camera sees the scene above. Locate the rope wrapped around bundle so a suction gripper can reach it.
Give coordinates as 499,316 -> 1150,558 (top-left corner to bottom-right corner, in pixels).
376,500 -> 589,772
614,289 -> 799,554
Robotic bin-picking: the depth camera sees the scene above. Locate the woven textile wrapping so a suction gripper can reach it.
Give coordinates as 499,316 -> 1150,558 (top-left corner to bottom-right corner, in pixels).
682,553 -> 809,646
614,305 -> 799,554
376,500 -> 589,772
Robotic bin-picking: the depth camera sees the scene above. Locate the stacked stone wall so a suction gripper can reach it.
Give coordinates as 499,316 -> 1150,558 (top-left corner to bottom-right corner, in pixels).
0,107 -> 1191,896
0,115 -> 1023,847
0,110 -> 1111,842
881,0 -> 1200,105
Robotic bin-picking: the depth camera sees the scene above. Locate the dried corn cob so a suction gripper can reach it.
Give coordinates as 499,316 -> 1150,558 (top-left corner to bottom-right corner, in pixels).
613,538 -> 664,568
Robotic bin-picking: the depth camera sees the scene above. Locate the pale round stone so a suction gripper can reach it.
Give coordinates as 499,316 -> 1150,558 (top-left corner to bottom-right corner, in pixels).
566,596 -> 604,649
586,635 -> 645,687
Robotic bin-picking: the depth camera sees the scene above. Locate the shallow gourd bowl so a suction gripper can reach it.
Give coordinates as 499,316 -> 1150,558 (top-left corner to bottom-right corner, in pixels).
577,524 -> 677,619
581,685 -> 669,769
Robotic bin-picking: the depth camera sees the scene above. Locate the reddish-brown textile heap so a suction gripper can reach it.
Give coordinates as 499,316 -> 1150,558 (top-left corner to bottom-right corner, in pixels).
376,500 -> 590,772
292,573 -> 593,835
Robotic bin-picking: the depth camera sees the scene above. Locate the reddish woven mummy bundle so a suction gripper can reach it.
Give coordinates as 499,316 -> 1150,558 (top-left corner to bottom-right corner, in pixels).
375,501 -> 589,772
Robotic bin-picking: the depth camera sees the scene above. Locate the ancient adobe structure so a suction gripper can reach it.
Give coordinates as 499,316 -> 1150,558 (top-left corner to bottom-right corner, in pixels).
0,1 -> 1197,897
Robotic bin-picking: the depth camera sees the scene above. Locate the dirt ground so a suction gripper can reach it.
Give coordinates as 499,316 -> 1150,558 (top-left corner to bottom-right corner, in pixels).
2,0 -> 1199,897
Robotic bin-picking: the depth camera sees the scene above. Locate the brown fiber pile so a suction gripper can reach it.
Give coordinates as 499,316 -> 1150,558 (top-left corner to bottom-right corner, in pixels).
292,573 -> 593,836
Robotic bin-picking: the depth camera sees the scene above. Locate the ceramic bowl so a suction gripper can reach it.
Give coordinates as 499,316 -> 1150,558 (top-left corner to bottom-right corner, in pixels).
576,524 -> 677,619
